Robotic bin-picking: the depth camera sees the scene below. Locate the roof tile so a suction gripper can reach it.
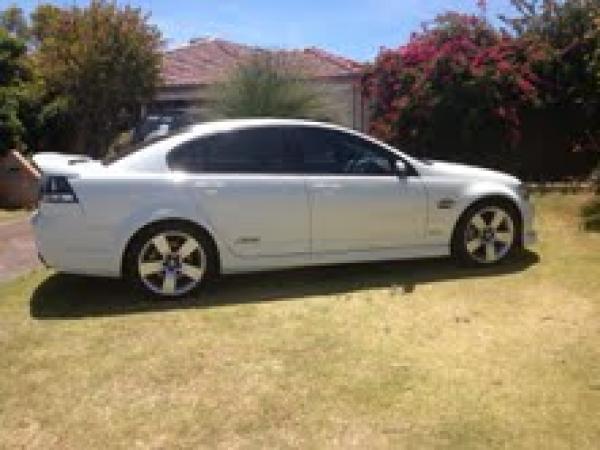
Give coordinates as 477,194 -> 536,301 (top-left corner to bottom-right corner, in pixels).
161,38 -> 364,87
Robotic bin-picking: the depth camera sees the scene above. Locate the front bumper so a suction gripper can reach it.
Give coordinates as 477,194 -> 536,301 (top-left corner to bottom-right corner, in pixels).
523,230 -> 537,246
521,199 -> 537,247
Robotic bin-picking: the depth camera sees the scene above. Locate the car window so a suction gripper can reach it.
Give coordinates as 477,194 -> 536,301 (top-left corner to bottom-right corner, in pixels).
168,127 -> 295,173
291,127 -> 394,175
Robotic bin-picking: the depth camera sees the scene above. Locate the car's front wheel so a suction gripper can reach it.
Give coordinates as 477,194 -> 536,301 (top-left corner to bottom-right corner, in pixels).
125,222 -> 217,298
452,200 -> 520,266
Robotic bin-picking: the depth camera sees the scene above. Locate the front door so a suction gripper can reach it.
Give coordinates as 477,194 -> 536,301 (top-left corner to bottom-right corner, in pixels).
290,127 -> 427,253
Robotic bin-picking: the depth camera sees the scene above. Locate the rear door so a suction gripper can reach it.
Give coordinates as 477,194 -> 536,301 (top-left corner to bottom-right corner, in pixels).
289,126 -> 427,253
168,126 -> 310,257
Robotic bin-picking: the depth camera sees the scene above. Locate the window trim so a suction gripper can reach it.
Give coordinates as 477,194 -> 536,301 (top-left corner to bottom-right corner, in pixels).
167,127 -> 298,175
166,124 -> 419,177
286,125 -> 418,177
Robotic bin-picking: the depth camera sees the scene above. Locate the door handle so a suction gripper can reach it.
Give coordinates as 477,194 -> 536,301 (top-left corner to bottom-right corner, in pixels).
193,181 -> 224,188
312,182 -> 341,190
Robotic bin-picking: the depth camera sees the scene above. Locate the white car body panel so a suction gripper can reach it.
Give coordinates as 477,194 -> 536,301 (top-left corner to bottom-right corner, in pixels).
307,175 -> 427,252
31,119 -> 536,279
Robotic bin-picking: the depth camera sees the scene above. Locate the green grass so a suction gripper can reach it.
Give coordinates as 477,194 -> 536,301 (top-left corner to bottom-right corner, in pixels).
1,194 -> 600,449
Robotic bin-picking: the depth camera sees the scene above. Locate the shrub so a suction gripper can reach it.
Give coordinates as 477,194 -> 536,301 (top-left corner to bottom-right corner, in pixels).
362,13 -> 549,174
502,0 -> 600,179
211,54 -> 328,120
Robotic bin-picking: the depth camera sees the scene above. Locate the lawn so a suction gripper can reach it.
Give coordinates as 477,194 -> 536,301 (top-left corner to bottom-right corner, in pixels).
1,194 -> 599,449
0,209 -> 27,223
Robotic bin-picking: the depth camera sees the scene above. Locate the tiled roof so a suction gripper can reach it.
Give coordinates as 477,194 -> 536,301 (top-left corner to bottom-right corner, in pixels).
161,38 -> 364,87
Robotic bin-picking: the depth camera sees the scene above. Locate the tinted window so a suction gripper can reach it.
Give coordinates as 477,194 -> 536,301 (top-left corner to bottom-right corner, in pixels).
292,127 -> 394,175
168,127 -> 294,173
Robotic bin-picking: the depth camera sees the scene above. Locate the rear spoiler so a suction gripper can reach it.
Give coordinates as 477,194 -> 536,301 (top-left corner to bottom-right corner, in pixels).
32,153 -> 101,177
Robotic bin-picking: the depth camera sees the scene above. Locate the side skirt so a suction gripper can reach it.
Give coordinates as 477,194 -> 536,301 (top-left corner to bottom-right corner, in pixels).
220,244 -> 450,275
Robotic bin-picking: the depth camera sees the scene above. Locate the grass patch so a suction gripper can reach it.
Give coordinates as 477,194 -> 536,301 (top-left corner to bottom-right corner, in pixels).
1,195 -> 599,448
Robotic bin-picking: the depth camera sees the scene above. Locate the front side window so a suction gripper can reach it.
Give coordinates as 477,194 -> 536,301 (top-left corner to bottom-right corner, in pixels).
168,127 -> 294,173
292,127 -> 395,175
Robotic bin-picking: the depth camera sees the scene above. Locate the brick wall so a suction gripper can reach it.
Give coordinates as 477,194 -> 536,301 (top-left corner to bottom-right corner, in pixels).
0,151 -> 41,208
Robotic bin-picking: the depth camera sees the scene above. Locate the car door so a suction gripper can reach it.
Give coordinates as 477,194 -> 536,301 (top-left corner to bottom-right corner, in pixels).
290,126 -> 427,253
168,126 -> 310,257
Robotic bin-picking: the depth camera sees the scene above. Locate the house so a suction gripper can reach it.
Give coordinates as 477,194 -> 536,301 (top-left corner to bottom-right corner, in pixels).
151,37 -> 368,131
0,150 -> 41,208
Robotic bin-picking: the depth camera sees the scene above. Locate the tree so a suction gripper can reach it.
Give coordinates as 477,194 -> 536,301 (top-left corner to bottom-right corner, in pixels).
362,13 -> 548,173
0,4 -> 28,40
501,0 -> 600,176
29,0 -> 162,157
0,28 -> 30,156
211,54 -> 328,120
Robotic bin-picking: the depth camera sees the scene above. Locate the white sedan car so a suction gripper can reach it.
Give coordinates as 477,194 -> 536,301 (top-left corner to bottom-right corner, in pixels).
32,119 -> 536,298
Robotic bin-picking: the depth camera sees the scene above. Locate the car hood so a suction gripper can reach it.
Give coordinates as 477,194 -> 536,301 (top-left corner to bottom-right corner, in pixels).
422,160 -> 520,185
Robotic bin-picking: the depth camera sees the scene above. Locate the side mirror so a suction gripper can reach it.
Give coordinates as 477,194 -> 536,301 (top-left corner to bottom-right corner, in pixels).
395,160 -> 409,177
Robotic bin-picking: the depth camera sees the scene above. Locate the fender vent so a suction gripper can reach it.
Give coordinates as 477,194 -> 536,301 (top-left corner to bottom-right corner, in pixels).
437,198 -> 456,209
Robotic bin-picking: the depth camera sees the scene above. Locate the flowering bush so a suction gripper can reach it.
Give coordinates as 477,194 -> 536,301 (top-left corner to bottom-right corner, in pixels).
362,13 -> 550,170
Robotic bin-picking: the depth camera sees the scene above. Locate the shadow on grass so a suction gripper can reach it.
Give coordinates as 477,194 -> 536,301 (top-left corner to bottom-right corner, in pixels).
31,251 -> 539,319
582,196 -> 600,231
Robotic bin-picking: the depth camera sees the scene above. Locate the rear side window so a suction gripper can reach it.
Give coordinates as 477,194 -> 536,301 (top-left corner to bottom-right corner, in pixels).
168,127 -> 295,173
290,127 -> 395,175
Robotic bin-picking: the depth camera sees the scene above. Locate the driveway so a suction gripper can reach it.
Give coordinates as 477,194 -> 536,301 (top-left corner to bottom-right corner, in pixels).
0,216 -> 40,282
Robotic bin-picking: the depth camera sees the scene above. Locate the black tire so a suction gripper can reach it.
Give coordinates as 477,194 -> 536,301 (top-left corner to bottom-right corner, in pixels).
451,198 -> 521,266
123,220 -> 219,299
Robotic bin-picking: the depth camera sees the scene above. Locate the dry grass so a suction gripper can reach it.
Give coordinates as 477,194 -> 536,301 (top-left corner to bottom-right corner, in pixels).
0,209 -> 27,223
1,194 -> 599,449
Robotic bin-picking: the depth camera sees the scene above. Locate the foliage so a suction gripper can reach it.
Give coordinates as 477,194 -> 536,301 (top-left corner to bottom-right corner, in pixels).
502,1 -> 600,160
0,1 -> 162,158
0,28 -> 30,156
0,4 -> 28,40
362,13 -> 549,172
211,54 -> 328,120
363,3 -> 600,178
27,1 -> 163,157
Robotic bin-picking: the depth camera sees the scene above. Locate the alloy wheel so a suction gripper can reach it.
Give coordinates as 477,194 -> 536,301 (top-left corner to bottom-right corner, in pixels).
464,206 -> 515,264
137,231 -> 206,297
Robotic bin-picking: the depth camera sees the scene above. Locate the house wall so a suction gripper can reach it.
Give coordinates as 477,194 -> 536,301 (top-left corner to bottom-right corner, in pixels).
0,151 -> 41,209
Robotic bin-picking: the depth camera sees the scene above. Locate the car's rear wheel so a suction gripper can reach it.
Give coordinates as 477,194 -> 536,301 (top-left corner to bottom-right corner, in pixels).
126,222 -> 217,299
452,200 -> 520,266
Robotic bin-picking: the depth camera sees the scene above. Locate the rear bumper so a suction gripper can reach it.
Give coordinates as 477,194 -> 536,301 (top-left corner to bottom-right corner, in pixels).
31,207 -> 121,277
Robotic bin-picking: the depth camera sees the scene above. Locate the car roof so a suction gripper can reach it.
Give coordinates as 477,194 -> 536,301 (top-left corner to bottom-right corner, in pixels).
184,118 -> 347,134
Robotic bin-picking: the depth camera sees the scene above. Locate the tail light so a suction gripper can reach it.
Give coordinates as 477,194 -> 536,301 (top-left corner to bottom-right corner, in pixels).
40,176 -> 79,204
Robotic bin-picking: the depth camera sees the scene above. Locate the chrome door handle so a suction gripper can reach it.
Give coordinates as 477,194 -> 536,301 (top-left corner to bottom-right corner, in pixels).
312,182 -> 341,190
193,181 -> 224,188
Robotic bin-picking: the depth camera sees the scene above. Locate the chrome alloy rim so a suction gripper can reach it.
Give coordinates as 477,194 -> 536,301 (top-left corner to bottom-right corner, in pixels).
464,206 -> 515,264
137,231 -> 206,296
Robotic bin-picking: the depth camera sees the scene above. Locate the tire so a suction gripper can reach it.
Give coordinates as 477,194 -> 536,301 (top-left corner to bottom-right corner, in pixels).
124,221 -> 218,299
452,199 -> 521,266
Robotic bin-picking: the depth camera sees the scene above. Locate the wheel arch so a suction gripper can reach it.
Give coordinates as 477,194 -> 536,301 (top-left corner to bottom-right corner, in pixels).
120,218 -> 221,277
